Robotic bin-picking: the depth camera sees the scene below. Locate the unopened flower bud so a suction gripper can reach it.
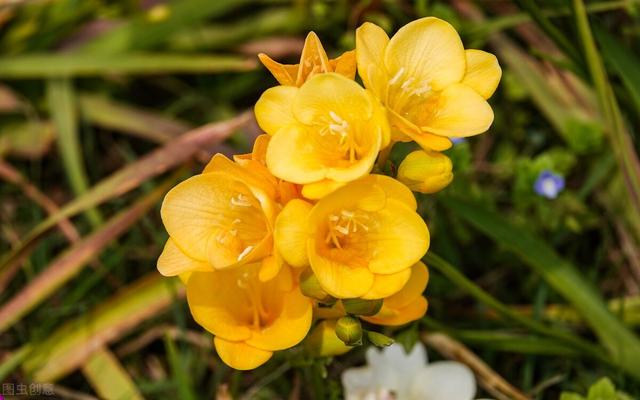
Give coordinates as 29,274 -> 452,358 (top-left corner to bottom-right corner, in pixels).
397,150 -> 453,194
336,316 -> 363,346
300,269 -> 335,303
366,331 -> 394,347
342,298 -> 383,316
304,320 -> 353,357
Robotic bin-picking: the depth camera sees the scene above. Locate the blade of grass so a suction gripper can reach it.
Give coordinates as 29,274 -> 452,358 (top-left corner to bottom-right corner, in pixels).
47,77 -> 102,227
424,252 -> 606,362
443,196 -> 640,379
0,53 -> 255,78
78,0 -> 254,54
593,26 -> 640,116
572,0 -> 640,240
22,273 -> 184,382
81,347 -> 143,400
0,112 -> 251,282
79,94 -> 193,143
0,175 -> 176,332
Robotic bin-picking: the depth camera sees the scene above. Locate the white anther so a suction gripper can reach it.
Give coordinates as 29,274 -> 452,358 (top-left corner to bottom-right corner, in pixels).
230,194 -> 252,207
237,245 -> 254,261
388,67 -> 405,85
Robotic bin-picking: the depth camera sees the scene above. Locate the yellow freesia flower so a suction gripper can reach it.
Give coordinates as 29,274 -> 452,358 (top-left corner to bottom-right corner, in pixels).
275,174 -> 429,299
255,73 -> 390,199
397,150 -> 453,193
159,151 -> 283,280
363,261 -> 429,326
356,17 -> 501,151
187,263 -> 313,370
259,31 -> 356,87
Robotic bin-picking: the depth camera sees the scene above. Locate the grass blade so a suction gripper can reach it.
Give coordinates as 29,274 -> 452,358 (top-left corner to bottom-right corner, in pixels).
22,273 -> 184,382
79,94 -> 193,143
0,112 -> 251,281
443,195 -> 640,379
0,177 -> 175,332
47,77 -> 102,227
0,53 -> 255,78
82,348 -> 144,400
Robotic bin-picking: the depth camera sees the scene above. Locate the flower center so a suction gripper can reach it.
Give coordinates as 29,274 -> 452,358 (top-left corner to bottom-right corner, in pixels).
386,67 -> 433,115
236,269 -> 271,329
318,112 -> 364,163
325,209 -> 371,249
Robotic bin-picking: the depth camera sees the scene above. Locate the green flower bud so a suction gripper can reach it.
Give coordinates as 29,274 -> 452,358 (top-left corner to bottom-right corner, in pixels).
304,320 -> 353,357
366,331 -> 394,347
342,298 -> 383,316
335,316 -> 363,346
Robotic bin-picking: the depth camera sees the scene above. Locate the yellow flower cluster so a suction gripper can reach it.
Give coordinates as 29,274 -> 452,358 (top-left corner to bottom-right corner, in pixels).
157,17 -> 500,370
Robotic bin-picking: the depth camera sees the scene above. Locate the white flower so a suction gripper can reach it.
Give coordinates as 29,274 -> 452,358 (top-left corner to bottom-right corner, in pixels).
342,343 -> 479,400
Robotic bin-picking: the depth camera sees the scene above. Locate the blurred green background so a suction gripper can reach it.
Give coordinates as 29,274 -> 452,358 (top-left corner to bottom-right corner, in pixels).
1,0 -> 640,399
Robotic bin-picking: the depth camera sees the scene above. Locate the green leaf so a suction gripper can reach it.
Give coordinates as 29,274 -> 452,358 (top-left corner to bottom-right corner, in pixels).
594,26 -> 640,114
47,77 -> 102,227
587,378 -> 617,400
22,274 -> 183,382
0,53 -> 254,78
443,196 -> 640,379
82,348 -> 143,400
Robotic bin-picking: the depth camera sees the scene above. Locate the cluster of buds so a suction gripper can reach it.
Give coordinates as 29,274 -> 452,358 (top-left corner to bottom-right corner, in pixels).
157,17 -> 500,369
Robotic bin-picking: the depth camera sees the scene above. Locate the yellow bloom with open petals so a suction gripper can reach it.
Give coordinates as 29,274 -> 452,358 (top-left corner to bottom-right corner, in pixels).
255,73 -> 390,197
363,261 -> 429,326
160,153 -> 279,277
275,175 -> 429,299
356,17 -> 501,151
187,264 -> 313,370
259,31 -> 356,87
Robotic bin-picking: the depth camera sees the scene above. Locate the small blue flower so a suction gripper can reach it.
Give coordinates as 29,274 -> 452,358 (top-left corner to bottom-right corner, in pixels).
534,170 -> 565,199
450,137 -> 466,144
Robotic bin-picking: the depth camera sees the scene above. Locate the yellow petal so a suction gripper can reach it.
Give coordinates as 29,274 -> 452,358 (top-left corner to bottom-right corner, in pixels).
246,289 -> 313,351
308,242 -> 375,298
178,272 -> 191,284
461,49 -> 501,99
266,124 -> 328,184
186,271 -> 253,341
274,199 -> 313,268
157,238 -> 211,276
254,85 -> 298,135
330,50 -> 357,80
355,22 -> 390,95
384,17 -> 465,91
250,134 -> 270,165
361,268 -> 412,300
160,172 -> 272,268
258,53 -> 298,86
388,109 -> 452,151
363,296 -> 428,326
385,261 -> 429,309
302,180 -> 347,200
293,73 -> 372,125
420,83 -> 494,137
367,200 -> 430,274
214,337 -> 272,370
359,174 -> 417,210
259,253 -> 282,282
296,31 -> 331,85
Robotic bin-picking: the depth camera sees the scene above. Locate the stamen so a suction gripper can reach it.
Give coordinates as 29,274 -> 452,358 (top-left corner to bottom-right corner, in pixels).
388,67 -> 405,85
237,245 -> 254,261
230,194 -> 252,207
